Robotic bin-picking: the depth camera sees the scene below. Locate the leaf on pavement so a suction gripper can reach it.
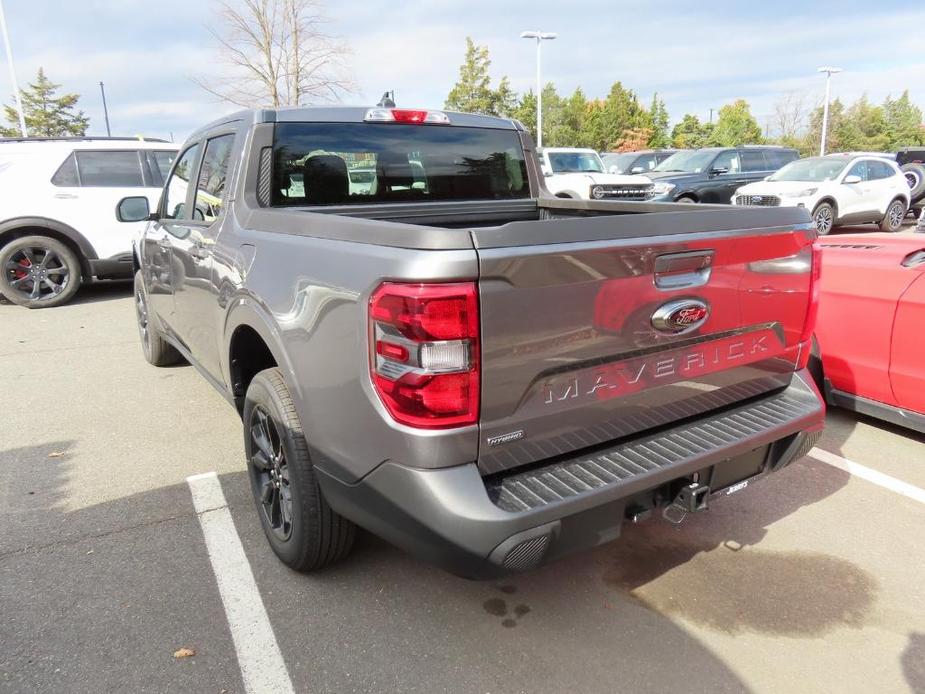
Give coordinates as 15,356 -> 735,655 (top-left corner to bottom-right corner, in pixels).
47,451 -> 64,458
173,647 -> 196,659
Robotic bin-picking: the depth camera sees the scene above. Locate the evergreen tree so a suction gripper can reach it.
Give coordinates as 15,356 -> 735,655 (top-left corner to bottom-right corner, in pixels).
648,93 -> 670,149
1,68 -> 89,137
883,91 -> 925,148
709,99 -> 762,146
511,90 -> 537,139
444,37 -> 514,118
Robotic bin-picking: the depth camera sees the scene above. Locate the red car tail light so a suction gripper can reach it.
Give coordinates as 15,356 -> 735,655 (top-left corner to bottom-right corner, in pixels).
369,282 -> 479,428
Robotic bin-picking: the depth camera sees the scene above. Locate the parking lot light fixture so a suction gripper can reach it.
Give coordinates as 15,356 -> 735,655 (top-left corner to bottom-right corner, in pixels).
817,66 -> 843,156
520,30 -> 557,149
0,0 -> 26,136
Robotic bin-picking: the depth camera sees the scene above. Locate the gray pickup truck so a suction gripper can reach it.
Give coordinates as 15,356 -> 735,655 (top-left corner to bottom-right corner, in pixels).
121,106 -> 825,578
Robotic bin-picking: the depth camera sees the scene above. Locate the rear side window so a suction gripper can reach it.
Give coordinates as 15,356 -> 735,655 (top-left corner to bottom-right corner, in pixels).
867,160 -> 895,180
765,150 -> 798,170
271,122 -> 530,206
75,151 -> 144,187
740,150 -> 767,172
149,151 -> 177,182
195,134 -> 235,222
51,153 -> 79,186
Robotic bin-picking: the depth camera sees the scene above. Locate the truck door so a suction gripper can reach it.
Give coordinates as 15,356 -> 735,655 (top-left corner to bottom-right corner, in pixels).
890,259 -> 925,414
170,130 -> 238,380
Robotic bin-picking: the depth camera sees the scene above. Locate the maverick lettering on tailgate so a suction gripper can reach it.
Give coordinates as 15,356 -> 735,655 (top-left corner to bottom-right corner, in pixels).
543,330 -> 776,406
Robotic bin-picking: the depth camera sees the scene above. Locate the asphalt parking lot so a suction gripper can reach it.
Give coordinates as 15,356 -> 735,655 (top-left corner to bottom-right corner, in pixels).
2,226 -> 924,694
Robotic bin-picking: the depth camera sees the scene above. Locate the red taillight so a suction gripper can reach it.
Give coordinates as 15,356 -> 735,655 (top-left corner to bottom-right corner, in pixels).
369,282 -> 479,429
797,243 -> 822,368
363,108 -> 451,125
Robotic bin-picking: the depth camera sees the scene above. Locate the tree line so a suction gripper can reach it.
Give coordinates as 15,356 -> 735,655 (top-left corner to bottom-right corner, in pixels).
444,37 -> 925,155
4,21 -> 925,155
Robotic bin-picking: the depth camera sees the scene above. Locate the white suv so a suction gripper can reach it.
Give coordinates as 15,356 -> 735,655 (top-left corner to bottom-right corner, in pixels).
732,154 -> 910,235
538,147 -> 656,201
0,138 -> 177,308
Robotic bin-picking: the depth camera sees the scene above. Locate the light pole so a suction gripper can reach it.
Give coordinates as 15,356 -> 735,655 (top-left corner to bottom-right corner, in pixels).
0,0 -> 26,136
99,82 -> 111,136
520,30 -> 557,149
817,66 -> 842,156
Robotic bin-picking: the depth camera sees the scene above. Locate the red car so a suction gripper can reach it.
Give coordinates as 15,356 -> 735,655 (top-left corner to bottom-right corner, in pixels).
812,233 -> 925,432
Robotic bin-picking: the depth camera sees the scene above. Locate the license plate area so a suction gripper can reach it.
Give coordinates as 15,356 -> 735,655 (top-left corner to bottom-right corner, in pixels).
706,446 -> 769,493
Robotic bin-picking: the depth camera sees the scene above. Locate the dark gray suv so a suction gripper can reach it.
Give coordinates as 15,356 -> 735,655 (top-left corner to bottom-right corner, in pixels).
647,146 -> 799,204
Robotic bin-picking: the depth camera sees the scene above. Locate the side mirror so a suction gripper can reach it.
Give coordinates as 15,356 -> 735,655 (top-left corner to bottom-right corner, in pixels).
843,175 -> 862,185
710,167 -> 729,176
541,166 -> 552,177
608,165 -> 620,174
631,166 -> 644,174
116,196 -> 151,222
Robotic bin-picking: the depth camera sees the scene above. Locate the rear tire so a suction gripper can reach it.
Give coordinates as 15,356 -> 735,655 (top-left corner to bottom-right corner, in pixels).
812,202 -> 836,235
243,368 -> 355,572
879,199 -> 907,232
134,271 -> 181,366
0,235 -> 82,308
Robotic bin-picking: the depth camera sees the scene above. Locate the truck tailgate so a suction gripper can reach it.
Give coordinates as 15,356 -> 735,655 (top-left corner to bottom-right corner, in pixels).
472,211 -> 816,474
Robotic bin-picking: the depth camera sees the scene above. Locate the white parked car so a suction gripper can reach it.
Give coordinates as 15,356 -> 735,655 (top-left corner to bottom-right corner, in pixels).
732,154 -> 910,235
538,147 -> 657,201
0,137 -> 177,308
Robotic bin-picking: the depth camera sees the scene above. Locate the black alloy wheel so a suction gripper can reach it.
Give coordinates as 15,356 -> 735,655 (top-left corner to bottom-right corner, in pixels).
1,236 -> 81,308
248,405 -> 294,541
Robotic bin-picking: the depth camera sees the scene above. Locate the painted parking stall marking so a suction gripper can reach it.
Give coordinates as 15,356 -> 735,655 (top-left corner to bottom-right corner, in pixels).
809,447 -> 925,506
187,472 -> 295,694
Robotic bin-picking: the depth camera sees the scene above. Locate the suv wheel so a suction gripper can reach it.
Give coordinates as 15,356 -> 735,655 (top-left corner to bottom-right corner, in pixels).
880,199 -> 907,232
812,202 -> 835,235
244,368 -> 355,571
134,271 -> 181,366
0,235 -> 82,308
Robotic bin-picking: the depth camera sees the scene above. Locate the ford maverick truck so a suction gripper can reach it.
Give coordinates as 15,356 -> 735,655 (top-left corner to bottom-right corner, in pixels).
123,106 -> 825,578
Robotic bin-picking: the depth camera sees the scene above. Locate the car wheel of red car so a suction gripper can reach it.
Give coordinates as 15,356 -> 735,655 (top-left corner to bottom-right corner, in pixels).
880,199 -> 907,232
812,202 -> 835,235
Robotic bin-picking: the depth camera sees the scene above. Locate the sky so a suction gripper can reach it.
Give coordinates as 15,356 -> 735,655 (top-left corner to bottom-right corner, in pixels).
1,0 -> 924,142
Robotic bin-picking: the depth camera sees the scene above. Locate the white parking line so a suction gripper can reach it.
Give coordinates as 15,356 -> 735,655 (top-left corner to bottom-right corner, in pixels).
808,447 -> 925,506
187,472 -> 295,694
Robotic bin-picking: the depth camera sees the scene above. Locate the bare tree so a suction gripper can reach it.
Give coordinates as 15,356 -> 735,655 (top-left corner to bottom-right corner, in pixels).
196,0 -> 354,108
773,91 -> 808,142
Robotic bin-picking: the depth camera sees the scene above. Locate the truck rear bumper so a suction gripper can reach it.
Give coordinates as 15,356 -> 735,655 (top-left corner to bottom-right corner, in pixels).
318,370 -> 825,579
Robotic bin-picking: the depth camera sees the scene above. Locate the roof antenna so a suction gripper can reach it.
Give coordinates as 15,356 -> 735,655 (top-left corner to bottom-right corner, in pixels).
377,90 -> 396,108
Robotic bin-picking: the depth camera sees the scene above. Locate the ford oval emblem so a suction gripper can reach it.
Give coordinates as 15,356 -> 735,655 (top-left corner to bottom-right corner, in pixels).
651,299 -> 710,333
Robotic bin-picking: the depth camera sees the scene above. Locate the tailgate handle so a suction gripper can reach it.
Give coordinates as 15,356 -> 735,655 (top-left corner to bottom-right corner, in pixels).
654,250 -> 714,289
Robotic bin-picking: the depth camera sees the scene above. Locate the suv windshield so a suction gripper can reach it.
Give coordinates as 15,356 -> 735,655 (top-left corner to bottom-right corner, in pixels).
768,157 -> 849,182
600,153 -> 637,173
547,151 -> 604,174
653,149 -> 718,174
271,123 -> 529,206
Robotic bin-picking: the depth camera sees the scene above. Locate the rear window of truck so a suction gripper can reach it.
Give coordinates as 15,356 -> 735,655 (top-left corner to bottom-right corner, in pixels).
271,122 -> 530,206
